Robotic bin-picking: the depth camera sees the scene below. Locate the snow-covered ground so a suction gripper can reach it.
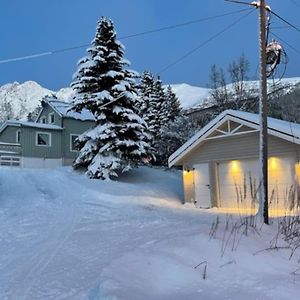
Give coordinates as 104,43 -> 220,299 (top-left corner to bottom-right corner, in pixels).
0,166 -> 300,300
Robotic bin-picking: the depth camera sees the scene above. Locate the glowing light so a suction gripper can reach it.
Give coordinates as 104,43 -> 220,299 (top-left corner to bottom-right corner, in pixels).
268,157 -> 279,170
183,167 -> 191,176
295,162 -> 300,180
230,160 -> 240,172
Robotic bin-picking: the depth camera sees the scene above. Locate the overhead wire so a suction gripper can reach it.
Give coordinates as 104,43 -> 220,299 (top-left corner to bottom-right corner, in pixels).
0,8 -> 251,65
270,10 -> 300,34
158,8 -> 255,75
269,31 -> 300,56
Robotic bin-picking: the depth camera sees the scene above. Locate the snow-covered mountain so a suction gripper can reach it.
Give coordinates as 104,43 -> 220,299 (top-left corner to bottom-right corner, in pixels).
0,80 -> 209,121
168,83 -> 211,109
1,78 -> 300,122
0,81 -> 74,121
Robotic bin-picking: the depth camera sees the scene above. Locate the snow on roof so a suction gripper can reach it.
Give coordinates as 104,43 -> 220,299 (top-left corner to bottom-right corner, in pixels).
47,100 -> 95,121
168,109 -> 300,167
0,120 -> 63,133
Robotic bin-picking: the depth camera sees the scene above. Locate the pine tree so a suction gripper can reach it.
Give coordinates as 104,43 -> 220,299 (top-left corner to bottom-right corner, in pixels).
157,116 -> 199,166
164,85 -> 181,122
138,73 -> 183,165
71,17 -> 153,179
138,71 -> 156,133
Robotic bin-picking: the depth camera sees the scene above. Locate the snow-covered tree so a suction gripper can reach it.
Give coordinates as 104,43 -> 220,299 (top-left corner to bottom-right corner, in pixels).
164,85 -> 181,122
0,99 -> 14,122
138,72 -> 182,165
71,17 -> 153,179
157,116 -> 199,166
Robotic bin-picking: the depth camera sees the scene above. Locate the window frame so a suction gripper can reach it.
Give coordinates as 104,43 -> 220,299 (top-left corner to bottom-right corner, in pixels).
35,131 -> 52,147
16,130 -> 21,144
40,116 -> 47,124
48,112 -> 55,124
70,134 -> 79,152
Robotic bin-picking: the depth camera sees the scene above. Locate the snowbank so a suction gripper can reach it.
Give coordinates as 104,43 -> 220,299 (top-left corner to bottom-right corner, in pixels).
0,166 -> 299,299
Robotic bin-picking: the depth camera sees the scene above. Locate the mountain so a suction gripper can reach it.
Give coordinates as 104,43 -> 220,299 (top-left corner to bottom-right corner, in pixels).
0,81 -> 74,122
0,81 -> 209,122
168,83 -> 211,109
1,78 -> 300,122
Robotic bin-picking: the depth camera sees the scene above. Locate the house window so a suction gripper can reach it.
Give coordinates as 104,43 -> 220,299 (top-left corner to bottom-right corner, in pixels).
40,116 -> 46,124
16,130 -> 21,144
48,113 -> 55,124
36,132 -> 51,147
70,134 -> 79,152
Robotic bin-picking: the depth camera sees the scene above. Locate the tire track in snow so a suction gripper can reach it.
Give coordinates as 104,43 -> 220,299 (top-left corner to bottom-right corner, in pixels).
8,171 -> 85,300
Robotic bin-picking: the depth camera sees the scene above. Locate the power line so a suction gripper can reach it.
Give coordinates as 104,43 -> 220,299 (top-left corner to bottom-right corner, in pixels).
270,10 -> 300,33
0,8 -> 250,65
270,25 -> 300,30
270,31 -> 300,56
158,8 -> 255,75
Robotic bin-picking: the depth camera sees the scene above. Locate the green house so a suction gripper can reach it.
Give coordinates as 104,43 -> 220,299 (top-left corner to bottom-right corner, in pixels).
0,99 -> 95,168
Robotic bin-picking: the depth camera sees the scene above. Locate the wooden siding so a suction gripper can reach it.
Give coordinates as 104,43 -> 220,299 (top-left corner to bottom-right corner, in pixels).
182,132 -> 300,204
61,118 -> 95,160
22,127 -> 62,158
181,132 -> 300,165
36,104 -> 62,126
0,126 -> 19,144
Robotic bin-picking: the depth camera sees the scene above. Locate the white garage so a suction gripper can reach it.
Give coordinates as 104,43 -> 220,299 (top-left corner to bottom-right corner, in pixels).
169,110 -> 300,215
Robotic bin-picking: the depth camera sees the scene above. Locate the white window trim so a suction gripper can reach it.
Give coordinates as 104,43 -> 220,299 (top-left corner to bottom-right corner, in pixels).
70,134 -> 79,152
40,116 -> 47,124
48,112 -> 55,124
16,130 -> 21,144
36,131 -> 52,147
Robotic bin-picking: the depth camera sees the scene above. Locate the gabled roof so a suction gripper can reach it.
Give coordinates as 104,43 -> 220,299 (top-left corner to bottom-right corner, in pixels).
168,110 -> 300,167
40,99 -> 94,121
0,120 -> 63,133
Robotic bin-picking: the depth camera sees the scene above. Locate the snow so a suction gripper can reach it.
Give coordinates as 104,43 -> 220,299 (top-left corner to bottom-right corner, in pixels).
0,81 -> 74,121
0,120 -> 63,132
48,100 -> 94,121
0,166 -> 300,299
167,83 -> 211,109
2,77 -> 300,122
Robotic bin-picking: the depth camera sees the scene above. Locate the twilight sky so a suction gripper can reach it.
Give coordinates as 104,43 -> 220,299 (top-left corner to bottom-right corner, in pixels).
0,0 -> 299,90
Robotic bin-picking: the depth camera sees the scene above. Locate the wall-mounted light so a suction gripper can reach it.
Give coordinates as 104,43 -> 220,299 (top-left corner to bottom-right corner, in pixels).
183,166 -> 191,175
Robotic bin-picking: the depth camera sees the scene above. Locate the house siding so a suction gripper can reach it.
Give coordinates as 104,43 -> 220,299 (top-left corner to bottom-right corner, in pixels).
0,126 -> 20,144
61,118 -> 94,161
22,127 -> 62,158
181,132 -> 300,165
182,132 -> 300,204
36,104 -> 62,127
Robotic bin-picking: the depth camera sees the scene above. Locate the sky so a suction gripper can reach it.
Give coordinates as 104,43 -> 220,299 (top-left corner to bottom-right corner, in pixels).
0,0 -> 300,91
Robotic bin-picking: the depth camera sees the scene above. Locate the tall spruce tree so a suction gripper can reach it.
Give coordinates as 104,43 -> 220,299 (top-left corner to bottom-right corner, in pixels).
71,17 -> 152,179
138,73 -> 182,165
164,85 -> 181,122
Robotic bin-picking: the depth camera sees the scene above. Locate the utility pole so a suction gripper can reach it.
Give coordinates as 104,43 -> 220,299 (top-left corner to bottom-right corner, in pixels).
225,0 -> 269,224
258,0 -> 269,225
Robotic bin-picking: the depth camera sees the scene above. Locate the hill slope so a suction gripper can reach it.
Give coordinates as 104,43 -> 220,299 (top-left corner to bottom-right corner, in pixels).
0,166 -> 299,299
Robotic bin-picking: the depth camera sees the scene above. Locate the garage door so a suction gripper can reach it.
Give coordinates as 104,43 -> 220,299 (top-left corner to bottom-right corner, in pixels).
218,157 -> 295,212
218,159 -> 259,210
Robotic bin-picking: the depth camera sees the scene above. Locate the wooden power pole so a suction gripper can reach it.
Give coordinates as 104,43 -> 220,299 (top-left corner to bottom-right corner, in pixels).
258,0 -> 269,225
225,0 -> 269,224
